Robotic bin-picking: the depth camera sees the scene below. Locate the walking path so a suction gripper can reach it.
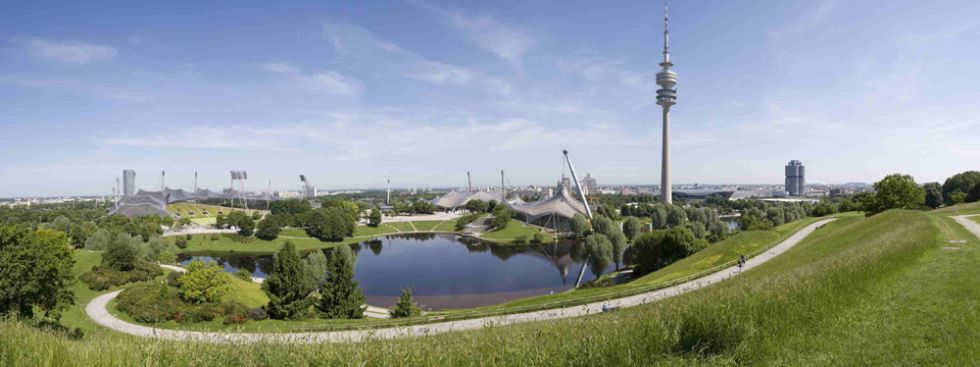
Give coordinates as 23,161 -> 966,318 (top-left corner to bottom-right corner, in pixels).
86,218 -> 835,344
952,215 -> 980,239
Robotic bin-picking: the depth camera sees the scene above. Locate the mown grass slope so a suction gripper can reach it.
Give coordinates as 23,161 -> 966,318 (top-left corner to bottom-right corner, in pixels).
4,210 -> 975,366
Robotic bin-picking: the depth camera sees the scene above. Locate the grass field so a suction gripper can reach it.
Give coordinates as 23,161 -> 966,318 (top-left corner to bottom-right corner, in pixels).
4,210 -> 976,365
480,219 -> 554,243
223,277 -> 269,308
931,201 -> 980,216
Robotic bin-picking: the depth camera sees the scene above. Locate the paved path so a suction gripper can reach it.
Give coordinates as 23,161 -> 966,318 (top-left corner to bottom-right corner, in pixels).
952,215 -> 980,239
86,218 -> 835,344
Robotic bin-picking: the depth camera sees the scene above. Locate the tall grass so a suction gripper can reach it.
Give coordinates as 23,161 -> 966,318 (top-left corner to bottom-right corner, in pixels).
3,210 -> 976,366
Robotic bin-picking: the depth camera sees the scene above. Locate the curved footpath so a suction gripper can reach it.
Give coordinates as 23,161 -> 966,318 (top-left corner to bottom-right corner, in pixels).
87,218 -> 836,344
952,215 -> 980,239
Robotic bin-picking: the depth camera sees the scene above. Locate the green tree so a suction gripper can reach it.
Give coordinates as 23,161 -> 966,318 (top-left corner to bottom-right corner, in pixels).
666,205 -> 688,228
263,242 -> 314,319
584,234 -> 613,278
368,207 -> 382,227
179,260 -> 230,304
0,227 -> 75,319
942,171 -> 980,205
621,216 -> 642,242
255,215 -> 282,240
607,229 -> 627,269
491,205 -> 512,230
465,199 -> 488,213
923,182 -> 944,209
766,207 -> 785,226
158,249 -> 177,265
650,206 -> 669,229
388,288 -> 421,318
631,227 -> 698,276
968,183 -> 980,203
102,233 -> 139,271
141,236 -> 170,262
591,215 -> 614,236
866,173 -> 926,216
708,220 -> 730,242
84,228 -> 112,251
569,213 -> 591,238
317,245 -> 365,319
303,250 -> 329,287
225,211 -> 255,238
305,208 -> 352,242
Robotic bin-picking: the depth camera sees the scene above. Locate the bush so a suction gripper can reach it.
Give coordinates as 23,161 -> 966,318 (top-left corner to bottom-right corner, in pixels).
102,234 -> 139,271
167,271 -> 184,288
491,206 -> 512,230
255,216 -> 282,241
514,235 -> 529,244
116,282 -> 184,323
455,213 -> 481,231
532,232 -> 547,243
631,227 -> 699,276
389,288 -> 421,318
246,308 -> 268,321
179,260 -> 230,304
210,233 -> 220,241
80,261 -> 163,291
175,237 -> 188,249
236,268 -> 253,281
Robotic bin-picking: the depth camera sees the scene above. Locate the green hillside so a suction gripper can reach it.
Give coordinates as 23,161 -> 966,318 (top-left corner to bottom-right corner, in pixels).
4,210 -> 978,365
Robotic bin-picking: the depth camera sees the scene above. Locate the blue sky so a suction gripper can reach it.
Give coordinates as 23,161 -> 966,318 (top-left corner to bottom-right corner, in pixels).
1,0 -> 979,197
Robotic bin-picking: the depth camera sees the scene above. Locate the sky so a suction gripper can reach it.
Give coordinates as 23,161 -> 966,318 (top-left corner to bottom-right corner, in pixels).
1,0 -> 979,197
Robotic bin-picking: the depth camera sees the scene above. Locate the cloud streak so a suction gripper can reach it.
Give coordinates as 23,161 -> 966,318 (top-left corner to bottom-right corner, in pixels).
25,39 -> 118,65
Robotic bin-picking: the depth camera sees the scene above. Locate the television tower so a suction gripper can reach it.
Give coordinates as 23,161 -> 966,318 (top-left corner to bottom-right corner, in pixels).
656,0 -> 678,205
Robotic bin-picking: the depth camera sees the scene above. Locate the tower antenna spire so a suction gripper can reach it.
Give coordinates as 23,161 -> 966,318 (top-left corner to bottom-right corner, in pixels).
663,0 -> 670,63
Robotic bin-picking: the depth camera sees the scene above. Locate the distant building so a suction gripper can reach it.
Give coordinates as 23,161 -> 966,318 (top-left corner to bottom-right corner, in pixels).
785,160 -> 805,196
581,173 -> 598,196
123,169 -> 136,197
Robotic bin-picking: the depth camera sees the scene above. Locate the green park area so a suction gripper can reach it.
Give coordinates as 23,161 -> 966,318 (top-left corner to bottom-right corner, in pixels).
8,209 -> 980,365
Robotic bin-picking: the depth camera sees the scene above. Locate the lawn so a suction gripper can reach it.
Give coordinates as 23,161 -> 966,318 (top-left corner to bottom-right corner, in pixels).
6,210 -> 977,365
480,219 -> 553,243
223,277 -> 269,309
931,201 -> 980,216
167,202 -> 260,219
971,216 -> 980,225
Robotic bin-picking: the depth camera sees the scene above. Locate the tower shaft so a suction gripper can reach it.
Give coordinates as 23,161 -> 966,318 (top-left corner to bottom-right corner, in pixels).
661,108 -> 672,204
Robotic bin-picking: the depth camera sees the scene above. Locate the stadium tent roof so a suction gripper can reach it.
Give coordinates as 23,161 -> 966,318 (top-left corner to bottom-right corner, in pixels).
432,189 -> 521,210
508,184 -> 588,221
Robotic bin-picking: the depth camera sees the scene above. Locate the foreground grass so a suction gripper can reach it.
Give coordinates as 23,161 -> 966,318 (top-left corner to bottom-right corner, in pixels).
4,210 -> 975,365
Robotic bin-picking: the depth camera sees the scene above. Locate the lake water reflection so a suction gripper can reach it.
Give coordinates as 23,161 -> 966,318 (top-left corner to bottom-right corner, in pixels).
178,233 -> 613,310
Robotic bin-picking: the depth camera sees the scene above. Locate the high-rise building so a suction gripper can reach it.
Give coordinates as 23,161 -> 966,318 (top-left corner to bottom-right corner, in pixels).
785,160 -> 805,196
656,1 -> 678,204
122,169 -> 136,197
582,173 -> 598,196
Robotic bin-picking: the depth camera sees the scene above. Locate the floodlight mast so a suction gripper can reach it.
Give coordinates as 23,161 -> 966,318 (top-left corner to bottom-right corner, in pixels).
563,150 -> 593,220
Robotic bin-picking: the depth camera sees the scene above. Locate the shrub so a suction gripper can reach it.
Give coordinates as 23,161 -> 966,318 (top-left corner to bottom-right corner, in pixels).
179,260 -> 230,304
388,288 -> 421,318
255,216 -> 282,240
514,235 -> 529,244
116,282 -> 184,323
223,312 -> 248,325
166,271 -> 184,288
531,232 -> 547,243
491,206 -> 512,230
102,234 -> 139,271
175,237 -> 188,249
80,261 -> 163,291
246,308 -> 268,321
236,268 -> 253,281
631,227 -> 699,276
455,213 -> 481,231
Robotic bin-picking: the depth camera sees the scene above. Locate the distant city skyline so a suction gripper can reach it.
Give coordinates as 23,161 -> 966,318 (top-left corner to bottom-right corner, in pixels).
1,0 -> 978,197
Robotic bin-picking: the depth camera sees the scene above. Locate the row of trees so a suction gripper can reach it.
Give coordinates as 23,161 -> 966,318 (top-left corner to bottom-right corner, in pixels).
922,170 -> 980,209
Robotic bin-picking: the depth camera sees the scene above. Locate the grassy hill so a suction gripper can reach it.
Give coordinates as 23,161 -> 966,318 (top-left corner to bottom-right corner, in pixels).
166,203 -> 262,220
931,201 -> 980,216
5,210 -> 979,365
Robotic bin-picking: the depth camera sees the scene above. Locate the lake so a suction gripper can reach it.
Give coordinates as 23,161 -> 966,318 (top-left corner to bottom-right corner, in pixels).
178,233 -> 614,310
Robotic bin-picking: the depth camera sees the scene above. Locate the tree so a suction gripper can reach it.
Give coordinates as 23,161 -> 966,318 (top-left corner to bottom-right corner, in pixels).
607,229 -> 627,270
214,213 -> 227,229
72,221 -> 98,248
303,250 -> 329,287
631,227 -> 698,275
666,205 -> 688,227
255,215 -> 282,240
569,214 -> 591,238
866,173 -> 926,216
687,221 -> 706,239
179,260 -> 230,304
591,215 -> 614,236
0,227 -> 75,319
84,228 -> 112,251
923,182 -> 944,209
584,234 -> 613,278
225,211 -> 255,238
388,288 -> 421,318
942,171 -> 980,205
368,207 -> 382,227
102,233 -> 139,271
306,208 -> 352,242
465,199 -> 488,213
766,207 -> 785,226
650,206 -> 669,229
622,216 -> 642,242
491,206 -> 512,230
317,245 -> 365,319
141,236 -> 170,262
968,183 -> 980,203
264,242 -> 315,319
708,220 -> 730,242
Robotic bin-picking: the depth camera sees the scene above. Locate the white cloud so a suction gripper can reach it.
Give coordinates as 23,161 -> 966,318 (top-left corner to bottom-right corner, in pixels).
26,39 -> 118,65
261,61 -> 299,75
407,60 -> 473,85
304,71 -> 365,96
410,1 -> 535,68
